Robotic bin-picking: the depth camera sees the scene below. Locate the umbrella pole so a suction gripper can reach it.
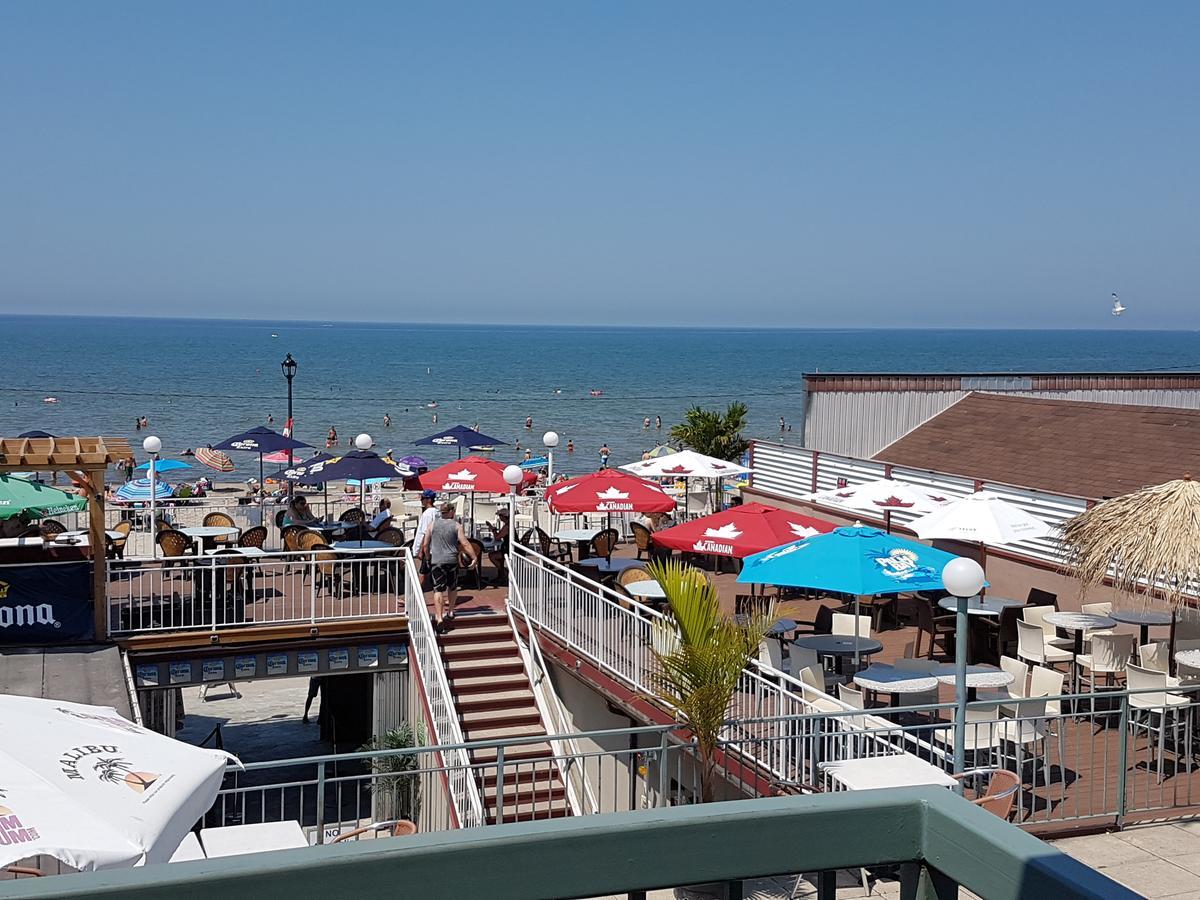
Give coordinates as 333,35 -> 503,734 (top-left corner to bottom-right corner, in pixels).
954,594 -> 969,784
360,481 -> 365,546
853,595 -> 861,669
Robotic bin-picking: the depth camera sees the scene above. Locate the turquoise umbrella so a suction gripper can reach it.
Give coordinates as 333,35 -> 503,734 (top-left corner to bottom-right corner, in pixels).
0,475 -> 87,520
134,459 -> 192,473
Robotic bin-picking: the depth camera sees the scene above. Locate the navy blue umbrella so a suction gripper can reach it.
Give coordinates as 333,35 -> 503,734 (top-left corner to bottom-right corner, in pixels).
212,426 -> 313,487
18,431 -> 54,439
291,451 -> 413,544
265,452 -> 339,519
414,425 -> 508,459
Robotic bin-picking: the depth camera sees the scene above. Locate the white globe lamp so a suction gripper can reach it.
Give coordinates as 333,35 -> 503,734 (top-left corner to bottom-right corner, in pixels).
355,433 -> 373,451
942,557 -> 986,598
542,431 -> 559,449
503,464 -> 524,489
142,435 -> 162,455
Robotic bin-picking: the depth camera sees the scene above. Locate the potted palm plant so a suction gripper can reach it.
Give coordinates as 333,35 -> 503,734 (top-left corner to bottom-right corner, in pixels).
360,721 -> 425,824
645,558 -> 774,898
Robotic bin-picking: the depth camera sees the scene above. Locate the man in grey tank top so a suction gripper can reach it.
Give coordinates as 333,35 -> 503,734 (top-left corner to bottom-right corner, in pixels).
420,502 -> 477,631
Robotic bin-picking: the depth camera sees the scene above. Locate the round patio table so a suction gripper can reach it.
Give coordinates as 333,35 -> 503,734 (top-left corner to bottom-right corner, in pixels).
853,664 -> 939,706
307,521 -> 354,535
1175,649 -> 1200,670
624,579 -> 666,601
1043,611 -> 1117,657
793,634 -> 883,674
1110,608 -> 1174,646
576,557 -> 644,577
554,528 -> 601,560
180,525 -> 240,552
932,663 -> 1014,702
330,540 -> 395,553
937,595 -> 1024,616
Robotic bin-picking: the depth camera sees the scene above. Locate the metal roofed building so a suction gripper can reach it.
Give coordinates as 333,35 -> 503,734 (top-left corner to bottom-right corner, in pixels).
802,371 -> 1200,458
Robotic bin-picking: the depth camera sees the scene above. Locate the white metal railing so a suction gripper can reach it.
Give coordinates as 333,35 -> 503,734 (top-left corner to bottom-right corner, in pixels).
748,440 -> 1088,566
506,574 -> 600,816
107,548 -> 404,634
403,550 -> 487,828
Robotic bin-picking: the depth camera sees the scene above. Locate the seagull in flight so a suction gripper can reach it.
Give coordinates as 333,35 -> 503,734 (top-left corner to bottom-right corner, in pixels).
1111,292 -> 1126,316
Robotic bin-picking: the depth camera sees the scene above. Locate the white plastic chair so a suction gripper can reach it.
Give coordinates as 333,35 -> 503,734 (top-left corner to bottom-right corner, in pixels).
1139,642 -> 1171,674
1081,601 -> 1115,651
1022,605 -> 1074,650
1017,619 -> 1073,669
933,703 -> 1002,768
978,656 -> 1029,716
1028,666 -> 1065,717
999,696 -> 1053,796
1077,632 -> 1135,706
831,613 -> 873,640
792,646 -> 841,713
1126,662 -> 1191,783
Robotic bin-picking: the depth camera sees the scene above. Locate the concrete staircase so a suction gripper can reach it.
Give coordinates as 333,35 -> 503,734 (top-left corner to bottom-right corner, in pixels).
439,612 -> 571,824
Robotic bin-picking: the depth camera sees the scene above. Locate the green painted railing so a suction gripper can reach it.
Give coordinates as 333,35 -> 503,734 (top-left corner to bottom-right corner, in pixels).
0,788 -> 1133,900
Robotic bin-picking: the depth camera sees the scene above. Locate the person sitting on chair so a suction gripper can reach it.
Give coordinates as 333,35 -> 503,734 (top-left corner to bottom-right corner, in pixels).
487,507 -> 511,584
369,497 -> 393,534
285,494 -> 318,526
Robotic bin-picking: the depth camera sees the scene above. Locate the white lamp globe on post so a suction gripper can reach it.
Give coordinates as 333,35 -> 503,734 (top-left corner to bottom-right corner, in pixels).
142,435 -> 162,557
354,433 -> 373,451
542,431 -> 559,484
503,464 -> 524,571
941,557 -> 987,781
351,434 -> 374,534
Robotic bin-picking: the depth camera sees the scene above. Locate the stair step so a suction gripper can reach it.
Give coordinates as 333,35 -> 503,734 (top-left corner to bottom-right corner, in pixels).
472,742 -> 554,764
442,613 -> 507,628
483,777 -> 566,803
462,723 -> 547,743
461,707 -> 542,730
487,800 -> 572,824
449,673 -> 529,695
441,642 -> 517,662
439,623 -> 514,645
479,762 -> 562,788
456,688 -> 536,711
443,657 -> 524,677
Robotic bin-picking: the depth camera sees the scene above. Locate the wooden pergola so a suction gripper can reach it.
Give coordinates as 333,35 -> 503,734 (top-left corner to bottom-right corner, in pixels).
0,436 -> 133,640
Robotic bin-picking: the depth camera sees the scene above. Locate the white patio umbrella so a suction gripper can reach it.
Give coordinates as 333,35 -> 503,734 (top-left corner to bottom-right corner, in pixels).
621,450 -> 753,519
0,695 -> 237,871
802,478 -> 949,532
909,490 -> 1054,546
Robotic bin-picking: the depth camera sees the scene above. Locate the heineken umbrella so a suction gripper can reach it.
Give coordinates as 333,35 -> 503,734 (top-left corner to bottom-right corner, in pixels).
212,426 -> 313,489
0,695 -> 237,871
415,425 -> 508,460
195,447 -> 235,473
0,475 -> 87,520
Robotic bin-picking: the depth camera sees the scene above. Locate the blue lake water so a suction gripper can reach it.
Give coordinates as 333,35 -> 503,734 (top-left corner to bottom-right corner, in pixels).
1,316 -> 1195,478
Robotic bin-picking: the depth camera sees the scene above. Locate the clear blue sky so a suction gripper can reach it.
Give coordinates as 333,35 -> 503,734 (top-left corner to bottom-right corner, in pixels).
1,2 -> 1197,328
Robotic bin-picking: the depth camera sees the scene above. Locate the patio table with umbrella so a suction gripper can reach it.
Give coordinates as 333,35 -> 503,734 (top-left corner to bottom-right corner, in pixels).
134,459 -> 192,474
803,478 -> 949,532
293,437 -> 412,546
419,455 -> 535,533
266,451 -> 338,519
0,695 -> 237,872
621,449 -> 753,519
210,426 -> 313,494
544,469 -> 676,565
415,425 -> 508,460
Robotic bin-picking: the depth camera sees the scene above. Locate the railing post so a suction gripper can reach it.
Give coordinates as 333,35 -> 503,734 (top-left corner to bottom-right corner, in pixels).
316,760 -> 327,843
495,745 -> 505,825
210,555 -> 218,633
310,554 -> 318,625
1116,693 -> 1130,829
657,729 -> 670,808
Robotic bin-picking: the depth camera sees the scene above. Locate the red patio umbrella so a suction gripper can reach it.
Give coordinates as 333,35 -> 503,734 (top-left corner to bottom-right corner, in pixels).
650,502 -> 836,558
419,456 -> 535,494
546,469 -> 676,514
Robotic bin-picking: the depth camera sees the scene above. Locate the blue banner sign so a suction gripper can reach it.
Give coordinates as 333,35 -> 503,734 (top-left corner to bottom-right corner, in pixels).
0,562 -> 93,643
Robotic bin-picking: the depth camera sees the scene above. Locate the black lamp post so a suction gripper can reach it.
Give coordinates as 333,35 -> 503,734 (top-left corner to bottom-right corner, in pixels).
282,353 -> 298,494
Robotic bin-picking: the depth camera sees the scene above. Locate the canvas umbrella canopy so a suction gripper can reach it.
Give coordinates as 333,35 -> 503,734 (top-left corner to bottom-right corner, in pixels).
520,456 -> 549,470
622,449 -> 753,518
415,425 -> 508,460
194,447 -> 235,473
1062,477 -> 1200,609
396,454 -> 427,470
738,524 -> 971,665
0,475 -> 87,520
546,469 -> 676,514
17,430 -> 54,439
910,490 -> 1053,546
115,478 -> 174,501
420,456 -> 534,495
134,459 -> 191,473
261,450 -> 295,464
646,445 -> 676,458
265,452 -> 338,517
0,695 -> 237,871
290,451 -> 413,544
803,478 -> 949,533
650,502 -> 835,558
212,426 -> 313,489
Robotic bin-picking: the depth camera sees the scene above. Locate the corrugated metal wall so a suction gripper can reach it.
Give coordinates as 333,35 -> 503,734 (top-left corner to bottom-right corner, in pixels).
748,440 -> 1088,567
804,389 -> 1200,458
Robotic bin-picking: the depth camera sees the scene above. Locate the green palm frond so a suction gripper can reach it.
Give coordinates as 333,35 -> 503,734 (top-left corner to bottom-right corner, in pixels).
668,402 -> 750,462
645,557 -> 775,802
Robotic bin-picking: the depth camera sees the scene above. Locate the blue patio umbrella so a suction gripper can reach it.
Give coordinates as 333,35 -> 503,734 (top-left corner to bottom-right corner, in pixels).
135,459 -> 192,473
265,452 -> 338,517
292,451 -> 413,544
415,425 -> 508,459
739,525 -> 974,665
212,426 -> 313,488
17,430 -> 54,439
396,454 -> 427,470
347,477 -> 391,486
116,478 -> 174,501
519,456 -> 549,470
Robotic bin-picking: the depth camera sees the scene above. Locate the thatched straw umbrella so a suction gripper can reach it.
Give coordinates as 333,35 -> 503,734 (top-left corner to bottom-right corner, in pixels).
1061,477 -> 1200,610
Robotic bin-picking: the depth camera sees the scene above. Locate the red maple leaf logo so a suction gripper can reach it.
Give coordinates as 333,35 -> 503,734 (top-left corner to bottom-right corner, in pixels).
873,496 -> 914,508
664,465 -> 693,474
